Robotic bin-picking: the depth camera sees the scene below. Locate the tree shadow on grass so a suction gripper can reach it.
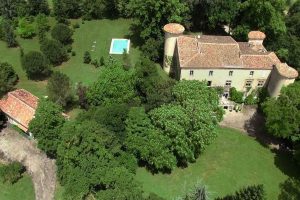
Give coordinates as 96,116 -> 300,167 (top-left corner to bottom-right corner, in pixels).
124,24 -> 144,48
243,111 -> 282,149
273,149 -> 300,180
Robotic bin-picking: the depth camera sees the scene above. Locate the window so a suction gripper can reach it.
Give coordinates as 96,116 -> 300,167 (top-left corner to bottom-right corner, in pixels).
207,81 -> 212,86
229,71 -> 233,76
225,80 -> 232,86
190,70 -> 194,76
245,79 -> 253,87
209,71 -> 213,76
257,80 -> 265,87
250,71 -> 254,76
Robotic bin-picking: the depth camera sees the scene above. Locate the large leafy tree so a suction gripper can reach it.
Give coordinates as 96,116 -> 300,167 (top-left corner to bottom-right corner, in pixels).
233,0 -> 286,40
87,59 -> 138,106
0,0 -> 27,19
21,51 -> 51,80
29,99 -> 65,157
47,71 -> 73,107
0,62 -> 18,97
53,0 -> 82,19
263,82 -> 300,142
208,0 -> 240,29
40,39 -> 68,65
135,57 -> 175,110
2,19 -> 18,47
125,107 -> 177,171
57,120 -> 143,199
51,23 -> 73,45
278,178 -> 300,200
27,0 -> 50,15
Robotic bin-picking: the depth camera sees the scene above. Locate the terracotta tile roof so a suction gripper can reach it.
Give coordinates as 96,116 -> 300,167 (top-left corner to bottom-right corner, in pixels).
177,35 -> 282,70
163,23 -> 185,34
276,63 -> 299,78
248,31 -> 266,40
0,89 -> 38,132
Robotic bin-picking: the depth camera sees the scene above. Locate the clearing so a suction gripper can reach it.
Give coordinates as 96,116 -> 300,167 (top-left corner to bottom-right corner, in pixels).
136,127 -> 300,199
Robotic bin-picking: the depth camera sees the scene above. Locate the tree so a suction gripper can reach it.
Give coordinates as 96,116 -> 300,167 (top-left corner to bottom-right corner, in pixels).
125,107 -> 177,171
87,60 -> 138,106
57,120 -> 143,199
233,0 -> 286,41
76,82 -> 88,109
263,82 -> 300,142
47,71 -> 73,107
122,49 -> 131,70
2,19 -> 18,47
29,99 -> 65,157
206,0 -> 240,30
278,178 -> 300,200
83,51 -> 91,64
77,103 -> 130,135
51,23 -> 73,45
0,0 -> 28,19
135,57 -> 175,110
0,111 -> 7,129
0,162 -> 25,184
27,0 -> 50,15
21,51 -> 51,80
17,17 -> 35,39
35,14 -> 50,41
53,0 -> 82,19
179,182 -> 208,200
0,62 -> 18,97
216,185 -> 265,200
40,39 -> 68,65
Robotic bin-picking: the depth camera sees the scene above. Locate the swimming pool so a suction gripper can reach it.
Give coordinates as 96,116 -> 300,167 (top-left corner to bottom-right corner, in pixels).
109,39 -> 130,54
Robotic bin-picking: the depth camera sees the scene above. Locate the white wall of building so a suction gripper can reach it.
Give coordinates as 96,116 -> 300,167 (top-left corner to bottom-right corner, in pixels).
180,68 -> 272,91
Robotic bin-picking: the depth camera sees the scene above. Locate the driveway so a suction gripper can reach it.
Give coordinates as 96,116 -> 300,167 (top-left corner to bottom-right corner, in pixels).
220,106 -> 281,149
0,128 -> 56,200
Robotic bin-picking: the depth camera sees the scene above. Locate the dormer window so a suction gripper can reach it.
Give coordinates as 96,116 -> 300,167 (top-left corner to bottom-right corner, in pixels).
229,71 -> 233,76
250,71 -> 254,76
209,71 -> 213,76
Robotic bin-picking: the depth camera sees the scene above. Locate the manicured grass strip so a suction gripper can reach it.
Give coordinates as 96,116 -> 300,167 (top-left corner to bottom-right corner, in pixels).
0,165 -> 35,200
136,127 -> 300,199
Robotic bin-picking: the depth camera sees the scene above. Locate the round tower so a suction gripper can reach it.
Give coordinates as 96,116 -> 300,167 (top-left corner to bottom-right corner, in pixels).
268,63 -> 298,97
163,23 -> 185,74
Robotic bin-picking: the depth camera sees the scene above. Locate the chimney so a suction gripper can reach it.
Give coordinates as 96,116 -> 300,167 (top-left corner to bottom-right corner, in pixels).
248,31 -> 266,46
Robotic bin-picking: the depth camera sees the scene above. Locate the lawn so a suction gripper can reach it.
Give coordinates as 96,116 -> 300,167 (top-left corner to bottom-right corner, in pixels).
0,164 -> 35,200
136,127 -> 300,199
0,18 -> 141,98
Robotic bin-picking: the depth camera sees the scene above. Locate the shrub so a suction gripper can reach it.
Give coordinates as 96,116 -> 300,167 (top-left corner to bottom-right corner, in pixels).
244,92 -> 257,105
91,59 -> 99,68
0,111 -> 7,129
99,56 -> 105,66
17,17 -> 35,39
51,23 -> 73,45
21,51 -> 51,80
72,22 -> 80,29
229,87 -> 244,103
71,51 -> 76,56
83,51 -> 91,64
0,162 -> 25,184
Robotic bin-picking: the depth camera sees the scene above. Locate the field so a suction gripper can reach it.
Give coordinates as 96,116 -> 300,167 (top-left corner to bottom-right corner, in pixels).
136,127 -> 300,199
0,18 -> 140,98
0,165 -> 35,200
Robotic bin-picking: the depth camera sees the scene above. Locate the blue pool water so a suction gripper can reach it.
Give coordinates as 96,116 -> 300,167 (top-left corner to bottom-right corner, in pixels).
110,39 -> 130,54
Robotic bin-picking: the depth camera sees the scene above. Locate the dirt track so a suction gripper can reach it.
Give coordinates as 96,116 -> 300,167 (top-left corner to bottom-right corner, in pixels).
0,128 -> 56,200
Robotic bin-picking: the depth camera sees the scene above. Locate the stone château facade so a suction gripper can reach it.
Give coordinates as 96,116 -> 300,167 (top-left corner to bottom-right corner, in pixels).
163,23 -> 298,98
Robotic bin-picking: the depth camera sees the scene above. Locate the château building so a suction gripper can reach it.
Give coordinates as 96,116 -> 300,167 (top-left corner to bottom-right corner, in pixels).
163,23 -> 298,98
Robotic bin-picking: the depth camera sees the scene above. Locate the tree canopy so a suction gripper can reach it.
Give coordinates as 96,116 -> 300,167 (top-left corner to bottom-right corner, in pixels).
0,62 -> 18,97
40,39 -> 68,65
29,98 -> 66,157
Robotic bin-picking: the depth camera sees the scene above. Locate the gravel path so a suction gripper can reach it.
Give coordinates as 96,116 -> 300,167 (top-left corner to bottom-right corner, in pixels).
0,128 -> 56,200
220,106 -> 281,149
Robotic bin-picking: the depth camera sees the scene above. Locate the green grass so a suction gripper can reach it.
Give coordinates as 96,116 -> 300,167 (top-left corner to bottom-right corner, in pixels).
0,18 -> 141,98
136,127 -> 300,199
0,165 -> 35,200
